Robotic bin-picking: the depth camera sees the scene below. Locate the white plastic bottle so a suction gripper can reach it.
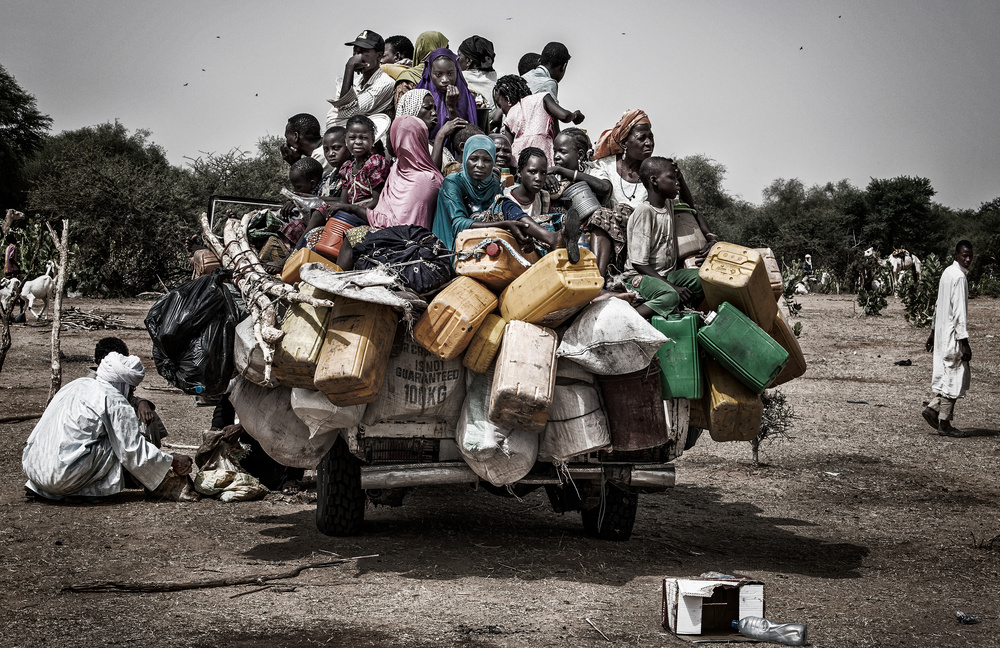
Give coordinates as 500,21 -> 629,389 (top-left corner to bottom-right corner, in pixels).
733,617 -> 807,646
280,188 -> 324,214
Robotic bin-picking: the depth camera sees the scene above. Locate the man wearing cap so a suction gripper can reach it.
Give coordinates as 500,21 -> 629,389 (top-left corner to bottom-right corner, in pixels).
22,352 -> 193,502
326,30 -> 395,130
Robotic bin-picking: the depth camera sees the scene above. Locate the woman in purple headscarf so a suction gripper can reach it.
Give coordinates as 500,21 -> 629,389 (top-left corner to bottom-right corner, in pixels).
416,47 -> 478,141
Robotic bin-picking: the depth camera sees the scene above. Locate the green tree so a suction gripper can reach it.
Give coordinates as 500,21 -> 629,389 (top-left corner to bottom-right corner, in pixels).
863,176 -> 941,257
0,64 -> 52,211
183,135 -> 288,209
25,121 -> 195,295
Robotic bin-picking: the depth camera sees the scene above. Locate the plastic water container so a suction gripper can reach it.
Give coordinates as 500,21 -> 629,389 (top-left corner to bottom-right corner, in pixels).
313,213 -> 362,261
702,357 -> 763,442
699,242 -> 777,329
272,283 -> 333,389
454,227 -> 532,291
499,248 -> 604,328
596,359 -> 671,451
488,321 -> 558,433
413,276 -> 498,361
755,247 -> 784,301
696,303 -> 789,394
463,313 -> 506,374
280,248 -> 342,285
314,298 -> 398,406
651,313 -> 703,400
768,311 -> 807,386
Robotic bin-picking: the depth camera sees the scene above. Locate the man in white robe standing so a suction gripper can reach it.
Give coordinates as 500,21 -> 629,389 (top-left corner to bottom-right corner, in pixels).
23,352 -> 192,501
922,240 -> 974,437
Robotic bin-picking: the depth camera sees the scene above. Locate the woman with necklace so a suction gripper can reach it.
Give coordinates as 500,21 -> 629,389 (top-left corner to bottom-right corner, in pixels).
587,109 -> 656,277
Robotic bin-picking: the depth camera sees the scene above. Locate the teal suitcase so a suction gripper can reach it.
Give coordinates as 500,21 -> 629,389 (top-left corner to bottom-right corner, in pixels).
696,302 -> 789,394
651,314 -> 703,400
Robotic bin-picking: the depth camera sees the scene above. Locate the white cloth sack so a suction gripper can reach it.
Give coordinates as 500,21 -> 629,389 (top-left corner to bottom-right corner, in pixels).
229,377 -> 338,469
556,299 -> 668,375
290,388 -> 366,438
538,383 -> 610,462
362,336 -> 466,429
456,371 -> 537,486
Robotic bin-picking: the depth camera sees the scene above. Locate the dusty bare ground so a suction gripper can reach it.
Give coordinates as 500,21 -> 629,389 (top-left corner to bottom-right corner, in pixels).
1,294 -> 999,648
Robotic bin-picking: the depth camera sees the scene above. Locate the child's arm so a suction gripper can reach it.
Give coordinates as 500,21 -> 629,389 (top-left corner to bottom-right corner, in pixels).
542,94 -> 585,125
432,118 -> 468,170
547,165 -> 612,200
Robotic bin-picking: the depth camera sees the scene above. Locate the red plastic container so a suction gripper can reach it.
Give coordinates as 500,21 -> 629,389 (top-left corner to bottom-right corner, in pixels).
314,214 -> 360,261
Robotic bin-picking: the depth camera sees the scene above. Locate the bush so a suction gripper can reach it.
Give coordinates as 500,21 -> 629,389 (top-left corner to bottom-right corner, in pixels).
899,253 -> 944,327
751,389 -> 795,465
857,287 -> 888,316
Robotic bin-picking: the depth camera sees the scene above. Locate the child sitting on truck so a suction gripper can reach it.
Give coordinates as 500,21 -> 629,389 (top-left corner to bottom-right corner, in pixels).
623,156 -> 704,318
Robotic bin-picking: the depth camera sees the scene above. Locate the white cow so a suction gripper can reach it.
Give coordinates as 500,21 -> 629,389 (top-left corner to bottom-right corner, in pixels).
20,260 -> 56,319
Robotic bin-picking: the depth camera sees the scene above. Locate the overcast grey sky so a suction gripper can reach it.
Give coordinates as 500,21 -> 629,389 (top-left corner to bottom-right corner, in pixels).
2,0 -> 997,209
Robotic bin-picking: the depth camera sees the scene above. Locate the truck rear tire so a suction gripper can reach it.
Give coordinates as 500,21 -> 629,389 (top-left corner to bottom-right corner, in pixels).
316,436 -> 365,536
580,482 -> 638,541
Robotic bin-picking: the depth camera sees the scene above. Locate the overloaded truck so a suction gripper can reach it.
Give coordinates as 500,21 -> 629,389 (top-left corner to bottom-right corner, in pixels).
152,197 -> 805,541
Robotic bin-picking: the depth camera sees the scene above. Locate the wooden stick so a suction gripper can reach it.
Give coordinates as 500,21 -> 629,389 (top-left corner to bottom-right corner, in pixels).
45,220 -> 69,405
62,554 -> 378,593
585,618 -> 611,642
229,584 -> 273,599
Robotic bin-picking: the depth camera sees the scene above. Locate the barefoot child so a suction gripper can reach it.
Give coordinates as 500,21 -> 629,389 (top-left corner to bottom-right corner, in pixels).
493,74 -> 584,166
623,156 -> 704,318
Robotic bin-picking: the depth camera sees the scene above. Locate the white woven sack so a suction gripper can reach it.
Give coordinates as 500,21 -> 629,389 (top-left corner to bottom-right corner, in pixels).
290,388 -> 366,439
456,371 -> 537,485
538,383 -> 611,462
362,336 -> 466,428
229,377 -> 338,469
556,299 -> 669,375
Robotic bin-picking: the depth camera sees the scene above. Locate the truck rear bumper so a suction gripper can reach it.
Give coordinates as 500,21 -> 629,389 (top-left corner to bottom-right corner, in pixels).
360,462 -> 675,490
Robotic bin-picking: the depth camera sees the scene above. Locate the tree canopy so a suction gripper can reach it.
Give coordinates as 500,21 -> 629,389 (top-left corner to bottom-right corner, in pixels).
0,64 -> 52,210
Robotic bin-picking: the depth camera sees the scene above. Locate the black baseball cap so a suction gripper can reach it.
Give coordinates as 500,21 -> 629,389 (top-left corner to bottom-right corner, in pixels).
345,30 -> 385,51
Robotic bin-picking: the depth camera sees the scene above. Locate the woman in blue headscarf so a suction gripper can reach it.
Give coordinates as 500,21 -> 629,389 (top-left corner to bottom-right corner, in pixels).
432,134 -> 560,251
417,47 -> 479,141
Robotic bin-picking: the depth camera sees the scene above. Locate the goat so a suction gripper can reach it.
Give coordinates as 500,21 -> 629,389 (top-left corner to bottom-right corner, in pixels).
20,260 -> 56,320
1,277 -> 22,310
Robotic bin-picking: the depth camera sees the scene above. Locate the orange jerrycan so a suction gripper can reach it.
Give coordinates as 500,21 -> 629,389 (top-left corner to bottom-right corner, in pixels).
462,313 -> 506,374
314,298 -> 397,406
499,248 -> 604,328
488,321 -> 558,433
702,357 -> 764,442
699,242 -> 777,329
280,248 -> 341,285
768,311 -> 807,386
272,283 -> 333,389
755,247 -> 784,301
413,277 -> 498,361
454,227 -> 533,291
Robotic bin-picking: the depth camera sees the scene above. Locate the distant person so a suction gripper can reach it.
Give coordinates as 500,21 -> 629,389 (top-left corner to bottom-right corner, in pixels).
922,240 -> 974,437
281,113 -> 328,172
517,52 -> 541,76
493,74 -> 584,166
326,30 -> 395,131
622,156 -> 703,318
522,42 -> 571,101
23,351 -> 193,502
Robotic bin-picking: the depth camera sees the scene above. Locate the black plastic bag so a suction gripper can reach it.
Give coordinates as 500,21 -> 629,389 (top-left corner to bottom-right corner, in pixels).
145,269 -> 240,395
353,225 -> 454,295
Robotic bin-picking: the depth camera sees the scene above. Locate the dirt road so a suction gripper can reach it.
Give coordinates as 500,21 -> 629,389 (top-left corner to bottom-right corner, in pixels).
1,294 -> 998,647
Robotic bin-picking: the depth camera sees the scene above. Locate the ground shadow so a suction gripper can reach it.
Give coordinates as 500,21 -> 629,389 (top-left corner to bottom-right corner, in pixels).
241,482 -> 869,586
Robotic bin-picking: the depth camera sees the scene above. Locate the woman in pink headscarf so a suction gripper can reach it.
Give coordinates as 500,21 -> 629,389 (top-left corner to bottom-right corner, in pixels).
367,115 -> 444,229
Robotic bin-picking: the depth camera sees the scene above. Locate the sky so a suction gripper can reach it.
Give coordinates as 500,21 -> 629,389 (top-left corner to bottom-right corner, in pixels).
2,0 -> 998,210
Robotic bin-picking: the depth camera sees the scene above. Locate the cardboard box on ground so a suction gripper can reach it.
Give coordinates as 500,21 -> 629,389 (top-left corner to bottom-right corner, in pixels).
662,576 -> 765,641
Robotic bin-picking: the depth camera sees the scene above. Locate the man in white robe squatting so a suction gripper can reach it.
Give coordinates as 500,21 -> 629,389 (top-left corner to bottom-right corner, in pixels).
922,240 -> 974,438
22,352 -> 193,501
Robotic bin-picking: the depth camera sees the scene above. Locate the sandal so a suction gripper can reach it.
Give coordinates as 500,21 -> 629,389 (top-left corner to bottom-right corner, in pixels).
921,407 -> 939,431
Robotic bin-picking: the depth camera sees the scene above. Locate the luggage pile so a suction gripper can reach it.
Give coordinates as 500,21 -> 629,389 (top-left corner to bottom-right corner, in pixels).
167,214 -> 806,486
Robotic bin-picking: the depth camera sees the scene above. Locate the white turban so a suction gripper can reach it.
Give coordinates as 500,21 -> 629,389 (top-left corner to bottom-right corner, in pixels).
96,351 -> 145,396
